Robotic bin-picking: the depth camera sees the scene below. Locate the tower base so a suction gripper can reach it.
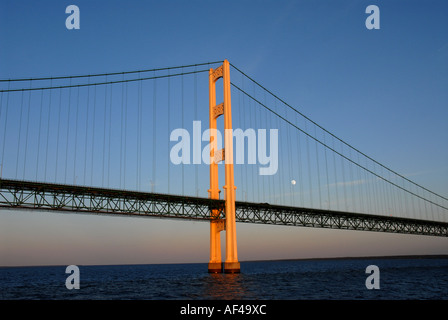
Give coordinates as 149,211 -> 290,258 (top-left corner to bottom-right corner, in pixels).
208,262 -> 223,273
224,262 -> 240,273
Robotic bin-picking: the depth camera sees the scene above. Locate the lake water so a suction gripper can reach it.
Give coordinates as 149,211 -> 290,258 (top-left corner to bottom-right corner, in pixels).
2,256 -> 447,300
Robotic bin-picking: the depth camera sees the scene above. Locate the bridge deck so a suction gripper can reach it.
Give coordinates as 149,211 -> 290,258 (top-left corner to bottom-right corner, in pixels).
1,179 -> 447,237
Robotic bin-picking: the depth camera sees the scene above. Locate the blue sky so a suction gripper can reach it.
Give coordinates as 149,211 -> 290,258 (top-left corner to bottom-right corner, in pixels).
1,0 -> 447,266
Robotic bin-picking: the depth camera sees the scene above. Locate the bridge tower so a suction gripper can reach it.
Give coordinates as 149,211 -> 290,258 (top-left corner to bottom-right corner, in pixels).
208,60 -> 240,273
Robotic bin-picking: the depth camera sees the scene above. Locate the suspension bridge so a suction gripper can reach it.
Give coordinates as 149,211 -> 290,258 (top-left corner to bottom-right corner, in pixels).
1,60 -> 447,273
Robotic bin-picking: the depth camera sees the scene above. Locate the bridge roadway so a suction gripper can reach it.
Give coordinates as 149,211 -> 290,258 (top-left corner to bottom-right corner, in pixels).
0,179 -> 447,237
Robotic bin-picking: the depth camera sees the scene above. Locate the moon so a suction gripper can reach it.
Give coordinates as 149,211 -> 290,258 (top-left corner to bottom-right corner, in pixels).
291,180 -> 296,185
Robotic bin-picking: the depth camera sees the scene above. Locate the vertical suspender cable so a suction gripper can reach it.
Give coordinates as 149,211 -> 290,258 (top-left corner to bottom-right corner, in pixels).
120,75 -> 124,188
373,162 -> 382,215
250,83 -> 256,201
237,86 -> 242,201
123,80 -> 128,189
264,91 -> 271,202
275,99 -> 285,205
286,102 -> 293,206
56,87 -> 62,182
264,92 -> 273,202
261,91 -> 266,202
242,75 -> 248,201
167,71 -> 171,194
36,89 -> 44,181
138,73 -> 142,191
305,121 -> 312,207
194,67 -> 198,196
400,174 -> 407,218
324,132 -> 331,210
366,157 -> 373,215
348,147 -> 355,211
244,90 -> 249,202
387,168 -> 394,216
136,75 -> 139,190
181,68 -> 184,196
0,86 -> 2,136
64,79 -> 72,183
1,81 -> 10,178
296,122 -> 304,206
0,88 -> 2,178
83,78 -> 90,185
23,81 -> 32,178
314,126 -> 322,209
102,77 -> 108,188
108,82 -> 113,187
357,152 -> 364,212
332,136 -> 339,211
15,87 -> 24,179
152,72 -> 156,192
253,82 -> 260,202
44,80 -> 53,181
339,142 -> 347,211
73,85 -> 80,185
91,84 -> 98,186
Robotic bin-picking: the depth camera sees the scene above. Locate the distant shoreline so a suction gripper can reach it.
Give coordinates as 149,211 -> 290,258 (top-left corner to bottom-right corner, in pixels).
2,254 -> 448,268
242,254 -> 448,263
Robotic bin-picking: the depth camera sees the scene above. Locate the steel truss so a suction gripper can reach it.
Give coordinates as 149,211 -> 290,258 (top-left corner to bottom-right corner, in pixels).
235,202 -> 448,237
0,179 -> 225,220
1,179 -> 447,237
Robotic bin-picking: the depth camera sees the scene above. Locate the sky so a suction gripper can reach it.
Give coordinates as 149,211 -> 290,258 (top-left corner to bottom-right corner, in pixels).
0,0 -> 447,266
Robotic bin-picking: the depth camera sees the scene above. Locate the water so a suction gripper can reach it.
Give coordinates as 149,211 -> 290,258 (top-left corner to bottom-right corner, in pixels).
1,257 -> 447,300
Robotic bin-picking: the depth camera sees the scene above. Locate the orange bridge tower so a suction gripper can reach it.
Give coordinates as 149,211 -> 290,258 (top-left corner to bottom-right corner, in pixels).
207,60 -> 240,273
